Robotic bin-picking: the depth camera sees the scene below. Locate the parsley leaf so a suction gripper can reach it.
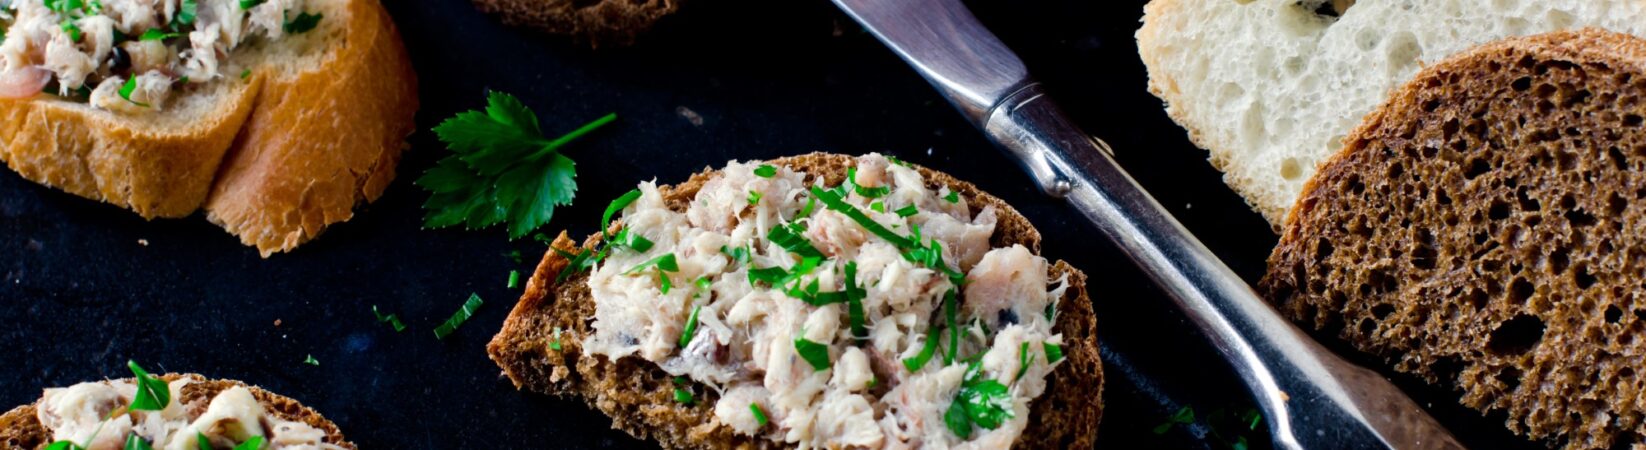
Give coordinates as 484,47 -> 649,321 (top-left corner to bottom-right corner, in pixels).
419,92 -> 616,239
954,379 -> 1014,429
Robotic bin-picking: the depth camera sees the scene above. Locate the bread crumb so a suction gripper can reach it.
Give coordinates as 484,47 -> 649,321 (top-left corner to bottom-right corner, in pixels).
137,239 -> 149,246
676,106 -> 704,126
274,319 -> 283,327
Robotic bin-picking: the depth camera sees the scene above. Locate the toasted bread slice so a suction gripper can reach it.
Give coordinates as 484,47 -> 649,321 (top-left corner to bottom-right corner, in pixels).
1261,29 -> 1646,449
0,373 -> 354,449
470,0 -> 682,47
0,0 -> 417,257
487,152 -> 1103,449
1138,0 -> 1646,226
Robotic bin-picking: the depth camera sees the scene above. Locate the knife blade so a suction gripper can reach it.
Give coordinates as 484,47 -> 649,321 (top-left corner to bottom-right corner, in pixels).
831,0 -> 1466,448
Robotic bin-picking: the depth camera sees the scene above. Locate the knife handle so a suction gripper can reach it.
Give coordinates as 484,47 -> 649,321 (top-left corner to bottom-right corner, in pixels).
982,83 -> 1464,450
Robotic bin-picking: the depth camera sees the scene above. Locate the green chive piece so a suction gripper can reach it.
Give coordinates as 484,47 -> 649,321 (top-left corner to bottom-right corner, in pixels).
901,327 -> 941,372
845,262 -> 867,339
894,204 -> 918,218
117,76 -> 149,107
766,223 -> 824,259
811,186 -> 913,248
507,270 -> 521,289
372,305 -> 406,332
303,354 -> 319,366
793,337 -> 831,371
1044,342 -> 1064,364
672,387 -> 693,405
750,403 -> 770,427
196,432 -> 211,450
550,327 -> 563,351
747,190 -> 763,205
433,293 -> 484,340
944,190 -> 960,204
1015,342 -> 1033,382
754,164 -> 777,178
679,305 -> 702,347
231,436 -> 262,450
127,360 -> 169,411
125,434 -> 155,450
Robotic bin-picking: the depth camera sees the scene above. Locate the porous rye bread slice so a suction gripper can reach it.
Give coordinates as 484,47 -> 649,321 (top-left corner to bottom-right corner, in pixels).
1137,0 -> 1646,226
1260,29 -> 1646,449
0,0 -> 417,257
487,152 -> 1104,449
0,374 -> 355,450
469,0 -> 682,47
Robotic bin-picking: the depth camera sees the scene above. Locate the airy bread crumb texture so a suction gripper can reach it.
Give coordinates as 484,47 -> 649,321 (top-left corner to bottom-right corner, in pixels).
487,153 -> 1103,449
1262,29 -> 1646,449
1139,0 -> 1646,226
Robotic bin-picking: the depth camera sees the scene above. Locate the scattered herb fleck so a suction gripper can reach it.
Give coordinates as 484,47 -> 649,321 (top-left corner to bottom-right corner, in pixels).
433,293 -> 484,339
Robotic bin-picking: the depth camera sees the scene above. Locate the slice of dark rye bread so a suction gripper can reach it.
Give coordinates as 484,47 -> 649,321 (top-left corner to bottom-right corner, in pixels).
1260,29 -> 1646,449
487,152 -> 1104,449
469,0 -> 682,47
0,374 -> 354,449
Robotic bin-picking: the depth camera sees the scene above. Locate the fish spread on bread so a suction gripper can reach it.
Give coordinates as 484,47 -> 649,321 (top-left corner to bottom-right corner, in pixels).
582,153 -> 1072,448
0,0 -> 322,111
36,380 -> 337,449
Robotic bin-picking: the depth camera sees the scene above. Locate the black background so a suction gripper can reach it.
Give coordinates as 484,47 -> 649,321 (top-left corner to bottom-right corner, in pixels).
0,0 -> 1546,448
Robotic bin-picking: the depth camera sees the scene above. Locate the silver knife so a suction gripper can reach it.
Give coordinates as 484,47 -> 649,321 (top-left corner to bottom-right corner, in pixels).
830,1 -> 1466,448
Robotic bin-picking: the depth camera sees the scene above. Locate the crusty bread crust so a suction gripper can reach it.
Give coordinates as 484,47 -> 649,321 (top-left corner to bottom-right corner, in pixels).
486,152 -> 1104,449
470,0 -> 682,47
204,0 -> 419,257
0,0 -> 417,257
0,374 -> 354,450
1262,29 -> 1646,449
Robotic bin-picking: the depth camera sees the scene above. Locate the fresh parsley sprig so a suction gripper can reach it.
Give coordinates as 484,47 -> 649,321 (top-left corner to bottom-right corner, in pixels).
419,91 -> 616,239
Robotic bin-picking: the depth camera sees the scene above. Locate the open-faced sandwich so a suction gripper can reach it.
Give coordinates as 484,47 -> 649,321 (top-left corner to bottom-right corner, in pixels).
0,362 -> 352,449
488,153 -> 1103,448
0,0 -> 417,256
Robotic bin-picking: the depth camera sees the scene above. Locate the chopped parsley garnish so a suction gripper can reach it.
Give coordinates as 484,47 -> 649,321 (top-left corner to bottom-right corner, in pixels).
901,327 -> 941,372
747,190 -> 762,205
793,337 -> 831,371
766,223 -> 824,259
232,436 -> 263,450
433,293 -> 484,340
1153,406 -> 1195,434
372,305 -> 406,332
943,190 -> 960,204
60,19 -> 81,42
946,377 -> 1014,437
507,270 -> 520,289
754,164 -> 777,178
127,360 -> 169,411
303,354 -> 319,366
679,305 -> 702,347
282,11 -> 322,34
894,204 -> 918,217
1044,342 -> 1064,364
549,327 -> 564,351
846,167 -> 890,198
125,434 -> 155,450
117,77 -> 148,107
672,387 -> 693,405
844,262 -> 867,339
750,403 -> 770,427
418,91 -> 616,239
719,245 -> 749,265
138,29 -> 180,41
811,186 -> 913,248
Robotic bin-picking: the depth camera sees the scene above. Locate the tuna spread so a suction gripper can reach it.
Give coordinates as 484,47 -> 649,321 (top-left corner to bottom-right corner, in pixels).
583,154 -> 1072,449
0,0 -> 321,111
34,376 -> 341,449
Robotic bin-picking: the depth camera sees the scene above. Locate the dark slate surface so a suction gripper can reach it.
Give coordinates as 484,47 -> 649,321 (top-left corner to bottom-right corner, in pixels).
0,0 -> 1543,448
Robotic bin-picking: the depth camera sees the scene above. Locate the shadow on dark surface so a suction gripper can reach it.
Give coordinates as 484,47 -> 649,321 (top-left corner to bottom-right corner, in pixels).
0,0 -> 1543,448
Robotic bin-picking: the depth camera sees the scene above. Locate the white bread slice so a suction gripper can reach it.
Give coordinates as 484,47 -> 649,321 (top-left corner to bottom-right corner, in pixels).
1138,0 -> 1646,225
0,0 -> 417,256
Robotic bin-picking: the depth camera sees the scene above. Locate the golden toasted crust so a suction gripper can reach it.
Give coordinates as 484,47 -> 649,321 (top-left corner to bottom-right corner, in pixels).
0,80 -> 260,219
1262,29 -> 1646,449
204,0 -> 419,257
0,0 -> 416,256
0,374 -> 353,450
487,152 -> 1103,449
469,0 -> 682,47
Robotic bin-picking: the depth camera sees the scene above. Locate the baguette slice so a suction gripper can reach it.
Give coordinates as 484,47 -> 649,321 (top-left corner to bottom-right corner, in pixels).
0,373 -> 354,449
487,152 -> 1104,449
469,0 -> 682,47
0,0 -> 418,257
1138,0 -> 1646,226
1260,29 -> 1646,449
